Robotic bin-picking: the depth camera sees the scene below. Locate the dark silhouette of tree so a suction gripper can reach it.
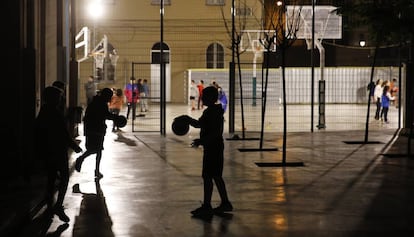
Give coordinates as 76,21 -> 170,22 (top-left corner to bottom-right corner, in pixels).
221,1 -> 262,139
260,0 -> 303,162
334,0 -> 414,144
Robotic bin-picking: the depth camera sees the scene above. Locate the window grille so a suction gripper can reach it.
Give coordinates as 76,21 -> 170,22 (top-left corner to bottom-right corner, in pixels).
206,0 -> 225,6
102,0 -> 116,5
235,7 -> 253,16
151,0 -> 171,5
206,43 -> 224,69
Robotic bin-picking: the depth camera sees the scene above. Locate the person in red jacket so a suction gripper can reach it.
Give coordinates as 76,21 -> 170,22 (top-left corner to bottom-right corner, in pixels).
124,76 -> 139,119
197,80 -> 204,110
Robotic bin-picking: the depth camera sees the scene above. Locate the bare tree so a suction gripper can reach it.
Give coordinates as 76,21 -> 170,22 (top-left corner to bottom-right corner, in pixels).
221,0 -> 262,139
335,0 -> 414,145
259,0 -> 303,163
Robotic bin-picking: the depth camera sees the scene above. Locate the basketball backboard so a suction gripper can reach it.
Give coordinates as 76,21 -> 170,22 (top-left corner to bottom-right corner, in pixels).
286,5 -> 342,40
240,30 -> 277,53
75,26 -> 91,62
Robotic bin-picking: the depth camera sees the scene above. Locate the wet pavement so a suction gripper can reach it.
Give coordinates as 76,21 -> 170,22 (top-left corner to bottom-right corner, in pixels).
2,105 -> 414,237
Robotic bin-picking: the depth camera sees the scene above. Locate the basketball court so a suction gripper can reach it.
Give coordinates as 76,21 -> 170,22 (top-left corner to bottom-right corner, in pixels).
116,102 -> 400,134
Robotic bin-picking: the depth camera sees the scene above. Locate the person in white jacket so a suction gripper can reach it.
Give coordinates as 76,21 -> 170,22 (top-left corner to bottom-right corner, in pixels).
189,80 -> 199,111
374,79 -> 383,120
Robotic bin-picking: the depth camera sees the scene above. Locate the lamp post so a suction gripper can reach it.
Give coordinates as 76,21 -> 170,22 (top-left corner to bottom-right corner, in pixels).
69,0 -> 79,137
359,34 -> 366,47
160,0 -> 166,135
87,0 -> 104,79
228,0 -> 235,134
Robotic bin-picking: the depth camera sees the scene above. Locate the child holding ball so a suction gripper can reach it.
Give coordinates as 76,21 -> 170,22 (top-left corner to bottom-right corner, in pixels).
177,86 -> 233,216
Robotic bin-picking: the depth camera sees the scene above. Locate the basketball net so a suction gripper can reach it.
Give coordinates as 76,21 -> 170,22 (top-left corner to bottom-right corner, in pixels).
110,54 -> 119,67
252,40 -> 265,57
240,30 -> 276,54
93,53 -> 104,68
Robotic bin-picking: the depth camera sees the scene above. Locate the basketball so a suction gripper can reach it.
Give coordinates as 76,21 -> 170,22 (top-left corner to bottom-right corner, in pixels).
115,115 -> 127,128
172,117 -> 190,136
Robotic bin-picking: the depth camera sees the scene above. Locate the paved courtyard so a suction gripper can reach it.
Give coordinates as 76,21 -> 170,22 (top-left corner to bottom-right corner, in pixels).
12,101 -> 413,236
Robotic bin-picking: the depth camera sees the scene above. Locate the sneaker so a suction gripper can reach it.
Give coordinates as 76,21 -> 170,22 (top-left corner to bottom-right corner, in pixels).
75,158 -> 83,172
55,223 -> 70,235
95,171 -> 104,179
53,206 -> 70,222
72,183 -> 81,193
191,204 -> 213,216
214,201 -> 233,213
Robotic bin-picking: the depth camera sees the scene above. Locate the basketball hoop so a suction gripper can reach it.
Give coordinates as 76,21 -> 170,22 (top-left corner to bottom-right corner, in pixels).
110,54 -> 119,66
240,30 -> 276,53
253,45 -> 264,58
93,53 -> 104,68
253,40 -> 265,55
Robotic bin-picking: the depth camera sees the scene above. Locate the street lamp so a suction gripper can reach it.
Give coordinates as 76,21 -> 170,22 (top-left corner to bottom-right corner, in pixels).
87,0 -> 104,19
359,34 -> 366,47
87,0 -> 104,80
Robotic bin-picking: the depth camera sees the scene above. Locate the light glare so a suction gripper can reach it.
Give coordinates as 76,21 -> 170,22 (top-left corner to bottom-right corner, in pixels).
88,0 -> 104,19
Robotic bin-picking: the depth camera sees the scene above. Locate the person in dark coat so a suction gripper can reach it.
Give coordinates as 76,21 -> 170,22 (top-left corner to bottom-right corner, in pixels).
177,86 -> 233,216
75,88 -> 118,179
35,86 -> 82,222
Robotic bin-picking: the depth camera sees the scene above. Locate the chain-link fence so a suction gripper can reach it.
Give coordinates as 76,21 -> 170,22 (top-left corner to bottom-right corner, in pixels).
187,65 -> 403,132
130,62 -> 161,132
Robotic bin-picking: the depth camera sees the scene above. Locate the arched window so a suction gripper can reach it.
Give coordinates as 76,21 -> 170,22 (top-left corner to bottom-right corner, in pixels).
206,43 -> 224,69
151,42 -> 170,64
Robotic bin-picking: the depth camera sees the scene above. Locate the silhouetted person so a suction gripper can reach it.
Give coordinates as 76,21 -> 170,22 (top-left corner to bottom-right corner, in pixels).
52,80 -> 72,135
35,86 -> 82,222
15,206 -> 69,236
177,86 -> 233,216
75,88 -> 118,179
52,80 -> 67,117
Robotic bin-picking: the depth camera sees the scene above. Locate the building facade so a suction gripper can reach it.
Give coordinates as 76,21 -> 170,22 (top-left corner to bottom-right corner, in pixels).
3,0 -> 411,184
75,0 -> 263,104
